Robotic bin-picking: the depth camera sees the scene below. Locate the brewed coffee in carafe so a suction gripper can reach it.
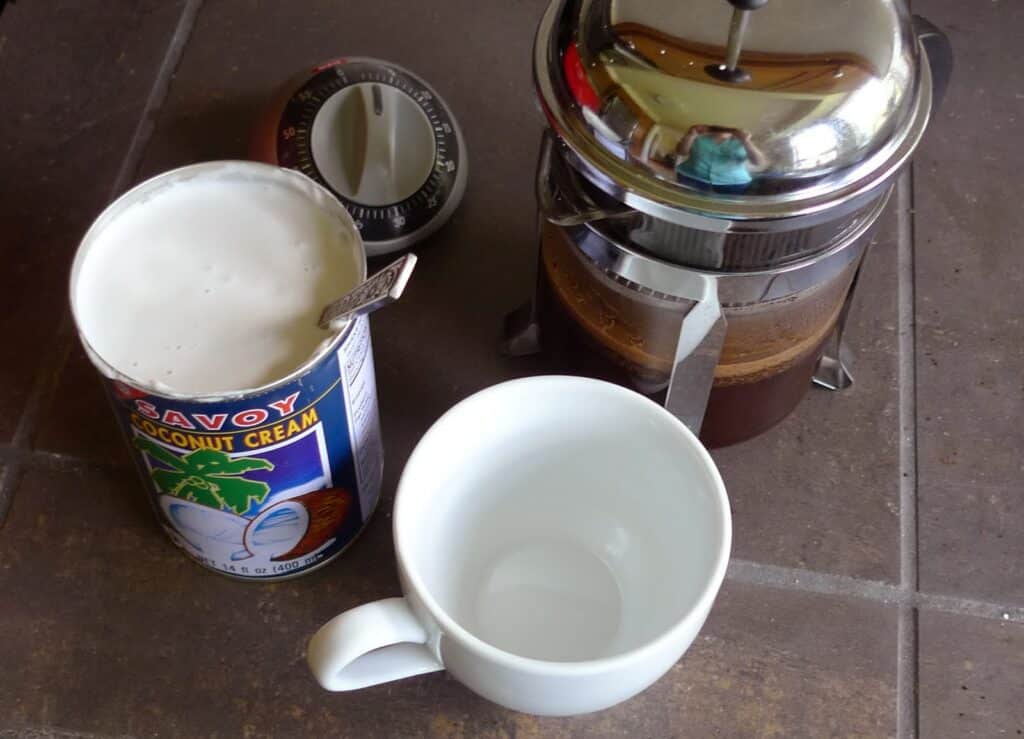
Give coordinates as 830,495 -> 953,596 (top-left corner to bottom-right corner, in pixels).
535,217 -> 869,447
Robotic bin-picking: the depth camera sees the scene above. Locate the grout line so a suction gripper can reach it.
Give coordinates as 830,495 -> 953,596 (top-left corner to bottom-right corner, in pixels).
0,0 -> 203,531
728,559 -> 1024,624
728,559 -> 902,604
0,465 -> 18,532
0,725 -> 135,739
110,0 -> 205,198
9,330 -> 74,449
917,592 -> 1024,624
897,603 -> 918,739
896,170 -> 919,739
0,464 -> 22,529
0,444 -> 129,473
898,172 -> 920,610
0,328 -> 74,531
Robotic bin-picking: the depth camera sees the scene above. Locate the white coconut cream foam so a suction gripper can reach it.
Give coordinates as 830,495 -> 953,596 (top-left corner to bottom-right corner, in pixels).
72,163 -> 364,396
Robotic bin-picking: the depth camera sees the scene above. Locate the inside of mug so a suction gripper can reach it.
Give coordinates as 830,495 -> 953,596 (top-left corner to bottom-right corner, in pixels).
397,377 -> 728,664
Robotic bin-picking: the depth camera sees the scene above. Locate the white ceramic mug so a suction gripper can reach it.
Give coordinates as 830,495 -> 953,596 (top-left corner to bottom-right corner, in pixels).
307,376 -> 731,716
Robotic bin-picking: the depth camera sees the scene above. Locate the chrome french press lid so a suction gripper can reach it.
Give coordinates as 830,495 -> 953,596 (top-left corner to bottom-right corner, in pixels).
535,0 -> 940,226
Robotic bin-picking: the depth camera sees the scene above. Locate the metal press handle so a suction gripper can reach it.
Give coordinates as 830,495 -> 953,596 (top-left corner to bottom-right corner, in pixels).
536,133 -> 632,226
611,251 -> 728,435
664,275 -> 728,435
579,235 -> 727,434
723,0 -> 769,70
913,15 -> 953,115
707,0 -> 769,83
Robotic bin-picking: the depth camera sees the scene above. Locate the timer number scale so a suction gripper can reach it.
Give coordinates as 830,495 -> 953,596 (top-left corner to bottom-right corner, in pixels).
275,58 -> 465,254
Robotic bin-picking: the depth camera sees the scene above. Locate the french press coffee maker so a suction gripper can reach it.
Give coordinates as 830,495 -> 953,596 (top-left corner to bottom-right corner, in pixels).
505,0 -> 951,447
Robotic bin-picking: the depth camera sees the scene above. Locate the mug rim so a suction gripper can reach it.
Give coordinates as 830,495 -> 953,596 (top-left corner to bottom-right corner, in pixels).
393,375 -> 732,676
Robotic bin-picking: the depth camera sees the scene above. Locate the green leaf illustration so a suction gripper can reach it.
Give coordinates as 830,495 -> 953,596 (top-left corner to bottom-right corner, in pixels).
135,439 -> 275,515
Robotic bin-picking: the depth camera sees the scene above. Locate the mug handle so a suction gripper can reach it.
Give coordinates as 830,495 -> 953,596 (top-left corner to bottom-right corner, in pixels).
307,597 -> 444,691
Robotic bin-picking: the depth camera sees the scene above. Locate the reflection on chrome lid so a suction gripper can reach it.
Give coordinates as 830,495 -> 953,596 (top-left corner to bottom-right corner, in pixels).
535,0 -> 934,223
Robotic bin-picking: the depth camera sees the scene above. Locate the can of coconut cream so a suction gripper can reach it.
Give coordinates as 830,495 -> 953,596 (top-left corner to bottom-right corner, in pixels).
70,161 -> 383,580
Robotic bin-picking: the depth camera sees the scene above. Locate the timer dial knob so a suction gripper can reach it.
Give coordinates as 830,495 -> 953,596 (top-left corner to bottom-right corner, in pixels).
259,58 -> 468,257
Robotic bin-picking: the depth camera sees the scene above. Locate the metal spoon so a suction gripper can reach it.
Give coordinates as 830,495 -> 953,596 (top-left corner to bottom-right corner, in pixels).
318,253 -> 417,331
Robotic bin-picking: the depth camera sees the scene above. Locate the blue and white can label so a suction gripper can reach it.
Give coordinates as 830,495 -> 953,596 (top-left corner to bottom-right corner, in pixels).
106,315 -> 382,580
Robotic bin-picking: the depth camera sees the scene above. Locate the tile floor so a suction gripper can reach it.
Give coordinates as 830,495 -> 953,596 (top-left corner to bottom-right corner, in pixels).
0,1 -> 1021,737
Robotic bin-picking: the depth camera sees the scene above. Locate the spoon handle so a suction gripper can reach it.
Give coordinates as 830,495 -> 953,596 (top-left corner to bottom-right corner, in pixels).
319,253 -> 418,330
